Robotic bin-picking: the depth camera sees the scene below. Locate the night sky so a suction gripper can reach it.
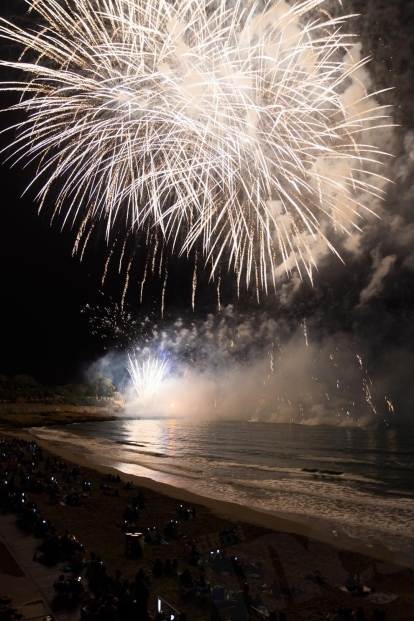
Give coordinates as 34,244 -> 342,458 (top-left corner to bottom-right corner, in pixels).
1,0 -> 414,417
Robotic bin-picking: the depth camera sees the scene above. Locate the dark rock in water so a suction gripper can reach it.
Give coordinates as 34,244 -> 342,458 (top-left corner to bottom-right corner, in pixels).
302,468 -> 343,476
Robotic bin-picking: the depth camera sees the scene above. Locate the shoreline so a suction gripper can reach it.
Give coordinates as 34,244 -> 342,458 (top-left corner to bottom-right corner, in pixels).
3,424 -> 413,570
0,409 -> 128,428
2,425 -> 414,620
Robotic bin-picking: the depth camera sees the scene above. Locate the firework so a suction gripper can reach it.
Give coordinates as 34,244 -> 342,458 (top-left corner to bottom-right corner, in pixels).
126,353 -> 167,404
0,0 -> 391,294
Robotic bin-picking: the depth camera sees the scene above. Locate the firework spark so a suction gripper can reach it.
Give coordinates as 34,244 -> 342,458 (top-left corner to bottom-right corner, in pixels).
126,353 -> 167,404
0,0 -> 392,293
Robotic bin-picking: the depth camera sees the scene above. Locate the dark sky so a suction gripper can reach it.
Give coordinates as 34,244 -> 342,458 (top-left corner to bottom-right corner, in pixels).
0,153 -> 101,383
0,0 -> 414,402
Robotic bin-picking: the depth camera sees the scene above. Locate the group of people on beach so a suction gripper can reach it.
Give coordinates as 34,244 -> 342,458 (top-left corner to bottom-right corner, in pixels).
0,436 -> 390,621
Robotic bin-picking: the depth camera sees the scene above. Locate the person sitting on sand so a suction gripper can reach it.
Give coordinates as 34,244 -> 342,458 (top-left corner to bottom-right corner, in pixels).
71,544 -> 85,571
189,543 -> 200,566
118,590 -> 134,621
231,556 -> 244,576
314,569 -> 325,585
94,563 -> 108,590
253,593 -> 264,609
195,574 -> 210,597
345,573 -> 356,592
356,608 -> 367,621
67,576 -> 84,598
98,595 -> 117,621
135,567 -> 150,586
152,558 -> 163,579
85,552 -> 96,578
355,573 -> 364,595
210,551 -> 224,573
230,590 -> 249,621
60,529 -> 71,556
179,568 -> 194,590
0,597 -> 22,621
164,559 -> 173,577
241,583 -> 253,611
165,519 -> 182,538
54,575 -> 69,595
112,569 -> 123,598
135,579 -> 149,620
270,578 -> 282,599
210,548 -> 230,573
143,526 -> 161,545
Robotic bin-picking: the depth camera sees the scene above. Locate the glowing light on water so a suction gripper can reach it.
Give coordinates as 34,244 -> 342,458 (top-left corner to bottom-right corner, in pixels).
0,0 -> 392,296
126,354 -> 167,404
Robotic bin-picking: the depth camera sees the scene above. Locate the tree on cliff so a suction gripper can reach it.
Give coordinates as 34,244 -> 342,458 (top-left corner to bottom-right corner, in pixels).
88,373 -> 115,399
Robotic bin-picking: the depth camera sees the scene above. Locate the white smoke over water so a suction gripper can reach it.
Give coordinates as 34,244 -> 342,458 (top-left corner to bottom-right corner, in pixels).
88,306 -> 396,426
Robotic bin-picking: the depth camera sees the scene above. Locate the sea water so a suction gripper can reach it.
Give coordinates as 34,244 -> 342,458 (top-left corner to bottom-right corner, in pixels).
31,419 -> 414,555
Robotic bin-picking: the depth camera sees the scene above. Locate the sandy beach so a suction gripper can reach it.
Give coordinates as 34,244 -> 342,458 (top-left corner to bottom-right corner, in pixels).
1,424 -> 413,621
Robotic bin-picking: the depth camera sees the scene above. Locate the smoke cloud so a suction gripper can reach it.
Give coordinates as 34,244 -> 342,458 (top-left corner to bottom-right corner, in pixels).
84,0 -> 414,426
88,306 -> 395,426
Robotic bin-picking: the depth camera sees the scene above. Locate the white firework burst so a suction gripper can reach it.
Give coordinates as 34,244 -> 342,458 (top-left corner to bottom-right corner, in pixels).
126,353 -> 167,404
0,0 -> 392,293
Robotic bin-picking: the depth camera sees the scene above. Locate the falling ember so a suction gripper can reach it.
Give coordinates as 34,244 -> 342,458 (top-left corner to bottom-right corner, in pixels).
161,264 -> 168,319
80,223 -> 95,262
119,236 -> 128,274
302,319 -> 309,347
363,378 -> 377,415
126,354 -> 167,405
217,276 -> 221,313
192,252 -> 198,312
0,0 -> 392,296
102,244 -> 115,286
121,253 -> 135,309
140,257 -> 149,305
386,398 -> 395,415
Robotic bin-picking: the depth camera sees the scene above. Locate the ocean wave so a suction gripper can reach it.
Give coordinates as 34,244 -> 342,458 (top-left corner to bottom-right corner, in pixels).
116,440 -> 147,447
29,421 -> 414,551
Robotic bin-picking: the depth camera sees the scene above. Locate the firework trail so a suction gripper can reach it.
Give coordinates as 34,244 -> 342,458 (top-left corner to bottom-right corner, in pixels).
126,353 -> 167,404
0,0 -> 392,295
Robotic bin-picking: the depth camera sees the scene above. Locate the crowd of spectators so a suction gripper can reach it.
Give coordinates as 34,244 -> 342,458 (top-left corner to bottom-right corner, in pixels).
0,437 -> 390,621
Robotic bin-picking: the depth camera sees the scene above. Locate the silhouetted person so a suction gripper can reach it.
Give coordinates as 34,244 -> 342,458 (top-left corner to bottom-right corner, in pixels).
98,595 -> 117,621
179,568 -> 193,587
152,558 -> 163,578
357,606 -> 367,621
135,579 -> 149,619
164,559 -> 173,576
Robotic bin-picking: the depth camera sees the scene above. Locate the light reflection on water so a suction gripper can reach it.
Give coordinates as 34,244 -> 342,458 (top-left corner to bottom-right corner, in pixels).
32,419 -> 414,554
